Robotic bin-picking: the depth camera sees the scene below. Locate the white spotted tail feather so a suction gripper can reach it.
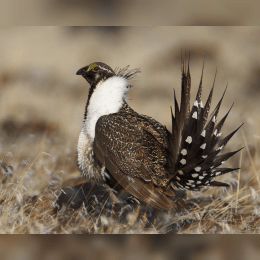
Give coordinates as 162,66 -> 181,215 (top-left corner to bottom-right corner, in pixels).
167,61 -> 243,191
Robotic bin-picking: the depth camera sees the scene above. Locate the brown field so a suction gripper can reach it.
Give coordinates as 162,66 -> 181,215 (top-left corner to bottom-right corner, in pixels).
0,27 -> 260,234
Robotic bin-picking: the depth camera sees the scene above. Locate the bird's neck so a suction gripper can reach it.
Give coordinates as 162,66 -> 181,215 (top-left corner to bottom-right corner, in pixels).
84,76 -> 130,139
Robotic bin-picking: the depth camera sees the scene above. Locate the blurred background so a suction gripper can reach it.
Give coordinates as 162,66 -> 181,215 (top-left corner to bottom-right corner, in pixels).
1,235 -> 260,260
0,27 -> 259,155
0,26 -> 260,256
2,0 -> 260,25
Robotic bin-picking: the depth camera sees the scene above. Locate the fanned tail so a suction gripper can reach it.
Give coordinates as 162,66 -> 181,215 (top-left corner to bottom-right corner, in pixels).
168,59 -> 243,191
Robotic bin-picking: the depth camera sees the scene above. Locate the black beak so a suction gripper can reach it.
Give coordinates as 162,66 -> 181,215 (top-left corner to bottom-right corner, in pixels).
77,65 -> 90,75
76,68 -> 84,75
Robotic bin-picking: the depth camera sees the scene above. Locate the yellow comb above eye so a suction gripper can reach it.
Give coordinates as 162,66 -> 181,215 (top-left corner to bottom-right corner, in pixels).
89,64 -> 99,70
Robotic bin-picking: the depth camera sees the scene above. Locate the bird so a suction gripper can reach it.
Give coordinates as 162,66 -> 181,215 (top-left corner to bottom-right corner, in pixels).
76,60 -> 243,212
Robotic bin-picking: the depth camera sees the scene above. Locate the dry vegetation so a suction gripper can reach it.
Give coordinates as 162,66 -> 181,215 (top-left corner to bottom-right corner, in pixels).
1,27 -> 260,234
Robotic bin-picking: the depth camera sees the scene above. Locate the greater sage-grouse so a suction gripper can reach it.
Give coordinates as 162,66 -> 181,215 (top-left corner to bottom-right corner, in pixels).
76,61 -> 242,212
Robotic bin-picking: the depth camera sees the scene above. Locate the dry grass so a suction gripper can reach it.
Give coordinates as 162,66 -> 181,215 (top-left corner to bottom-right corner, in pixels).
1,27 -> 260,233
0,128 -> 259,234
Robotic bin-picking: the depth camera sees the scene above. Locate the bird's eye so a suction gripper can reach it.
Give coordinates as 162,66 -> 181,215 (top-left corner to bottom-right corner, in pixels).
94,67 -> 99,71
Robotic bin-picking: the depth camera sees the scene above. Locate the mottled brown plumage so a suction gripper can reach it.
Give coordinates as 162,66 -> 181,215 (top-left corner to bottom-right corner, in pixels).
93,102 -> 178,210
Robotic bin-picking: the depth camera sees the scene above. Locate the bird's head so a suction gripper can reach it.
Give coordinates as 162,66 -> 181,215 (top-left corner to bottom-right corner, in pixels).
76,62 -> 115,86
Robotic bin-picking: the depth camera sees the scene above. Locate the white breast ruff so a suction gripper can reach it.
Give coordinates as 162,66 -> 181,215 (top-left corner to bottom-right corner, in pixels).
85,76 -> 129,139
77,76 -> 130,182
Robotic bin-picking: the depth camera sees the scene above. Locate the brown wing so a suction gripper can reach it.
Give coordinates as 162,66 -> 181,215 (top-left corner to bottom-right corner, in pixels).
93,113 -> 177,211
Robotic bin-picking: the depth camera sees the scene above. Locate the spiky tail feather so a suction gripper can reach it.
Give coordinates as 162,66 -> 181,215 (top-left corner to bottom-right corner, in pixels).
167,60 -> 243,191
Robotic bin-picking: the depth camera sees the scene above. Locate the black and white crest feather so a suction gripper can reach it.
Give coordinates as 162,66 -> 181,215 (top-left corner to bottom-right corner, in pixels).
115,65 -> 141,80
